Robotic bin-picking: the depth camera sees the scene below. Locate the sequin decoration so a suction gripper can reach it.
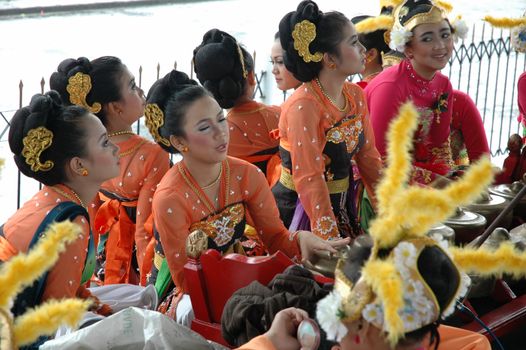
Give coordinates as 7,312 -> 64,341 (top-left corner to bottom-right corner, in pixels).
190,203 -> 245,247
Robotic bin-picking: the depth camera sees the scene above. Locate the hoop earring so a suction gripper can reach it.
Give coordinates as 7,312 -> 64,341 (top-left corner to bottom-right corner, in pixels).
81,168 -> 89,177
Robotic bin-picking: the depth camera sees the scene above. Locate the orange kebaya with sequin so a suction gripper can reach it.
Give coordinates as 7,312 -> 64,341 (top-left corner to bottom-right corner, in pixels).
227,100 -> 280,173
272,80 -> 382,239
94,134 -> 170,284
150,156 -> 300,293
0,185 -> 90,301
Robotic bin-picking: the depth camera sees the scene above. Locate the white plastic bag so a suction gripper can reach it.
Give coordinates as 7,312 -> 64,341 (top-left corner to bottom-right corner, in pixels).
88,283 -> 158,312
54,284 -> 158,337
40,307 -> 228,350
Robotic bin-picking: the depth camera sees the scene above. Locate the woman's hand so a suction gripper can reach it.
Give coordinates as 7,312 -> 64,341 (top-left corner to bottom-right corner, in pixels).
296,230 -> 350,264
265,307 -> 309,350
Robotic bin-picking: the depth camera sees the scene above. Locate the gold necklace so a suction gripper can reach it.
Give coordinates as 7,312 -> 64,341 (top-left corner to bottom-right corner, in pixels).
315,78 -> 348,112
178,161 -> 230,214
201,164 -> 223,190
118,140 -> 147,158
108,130 -> 135,137
51,185 -> 86,209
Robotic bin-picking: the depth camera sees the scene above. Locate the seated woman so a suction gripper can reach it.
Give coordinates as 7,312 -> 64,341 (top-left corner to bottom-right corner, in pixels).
365,0 -> 468,185
50,56 -> 170,285
494,134 -> 523,184
353,5 -> 489,172
0,91 -> 120,314
193,29 -> 280,175
144,69 -> 349,325
270,32 -> 302,92
351,9 -> 392,88
449,90 -> 490,168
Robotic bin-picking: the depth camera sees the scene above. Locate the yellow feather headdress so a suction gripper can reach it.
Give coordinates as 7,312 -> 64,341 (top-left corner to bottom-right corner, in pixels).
483,15 -> 526,29
316,101 -> 526,347
355,15 -> 394,35
483,13 -> 526,52
0,221 -> 90,349
380,0 -> 403,8
434,0 -> 453,14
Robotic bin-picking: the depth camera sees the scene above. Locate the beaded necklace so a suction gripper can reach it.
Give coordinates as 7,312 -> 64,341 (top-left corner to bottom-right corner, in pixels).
108,130 -> 135,137
51,185 -> 86,209
118,140 -> 147,158
315,78 -> 348,112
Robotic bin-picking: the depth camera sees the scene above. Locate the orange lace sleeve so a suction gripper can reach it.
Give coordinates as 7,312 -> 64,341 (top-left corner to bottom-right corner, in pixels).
281,96 -> 339,238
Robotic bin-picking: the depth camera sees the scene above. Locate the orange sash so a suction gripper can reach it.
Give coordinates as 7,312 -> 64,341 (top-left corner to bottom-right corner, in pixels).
0,236 -> 18,262
140,214 -> 156,286
94,192 -> 138,285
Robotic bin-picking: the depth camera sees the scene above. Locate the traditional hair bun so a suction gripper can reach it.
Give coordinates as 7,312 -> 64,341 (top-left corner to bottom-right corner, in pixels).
279,0 -> 324,82
9,91 -> 89,185
146,70 -> 198,113
193,28 -> 253,109
50,57 -> 92,105
146,70 -> 200,153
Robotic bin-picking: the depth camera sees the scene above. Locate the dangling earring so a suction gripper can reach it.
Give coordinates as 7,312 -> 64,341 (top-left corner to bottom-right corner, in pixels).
181,146 -> 189,153
81,168 -> 89,177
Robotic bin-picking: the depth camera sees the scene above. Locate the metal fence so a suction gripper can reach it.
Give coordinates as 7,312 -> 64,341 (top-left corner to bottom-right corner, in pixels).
444,23 -> 526,157
0,23 -> 525,214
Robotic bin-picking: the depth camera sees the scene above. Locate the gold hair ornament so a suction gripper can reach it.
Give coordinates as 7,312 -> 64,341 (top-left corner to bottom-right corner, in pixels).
66,72 -> 102,114
292,20 -> 323,63
144,103 -> 171,147
236,43 -> 248,79
396,3 -> 445,32
21,126 -> 54,172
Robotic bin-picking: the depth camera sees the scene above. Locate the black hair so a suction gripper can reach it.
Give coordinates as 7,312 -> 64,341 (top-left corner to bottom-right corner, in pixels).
50,56 -> 127,126
146,70 -> 210,154
8,91 -> 90,186
193,29 -> 254,109
279,0 -> 350,82
350,15 -> 390,64
342,240 -> 460,349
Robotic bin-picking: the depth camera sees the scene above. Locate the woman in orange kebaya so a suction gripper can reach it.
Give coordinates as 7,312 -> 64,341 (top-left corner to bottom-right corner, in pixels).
50,57 -> 170,285
193,29 -> 280,175
273,0 -> 382,239
270,32 -> 302,92
145,69 -> 349,325
0,91 -> 120,314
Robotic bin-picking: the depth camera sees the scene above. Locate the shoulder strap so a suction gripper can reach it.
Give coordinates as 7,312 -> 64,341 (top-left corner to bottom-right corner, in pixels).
12,202 -> 94,316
